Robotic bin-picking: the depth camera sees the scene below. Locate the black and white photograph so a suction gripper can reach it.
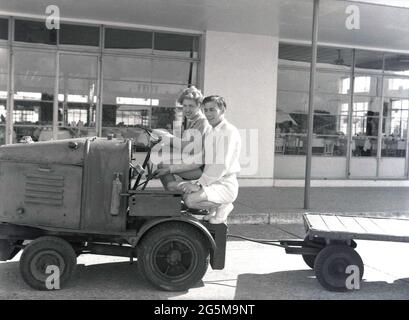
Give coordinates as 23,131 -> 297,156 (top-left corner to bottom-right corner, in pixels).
1,0 -> 409,307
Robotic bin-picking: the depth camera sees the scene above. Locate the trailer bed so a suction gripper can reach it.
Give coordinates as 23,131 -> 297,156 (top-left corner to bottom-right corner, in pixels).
304,213 -> 409,243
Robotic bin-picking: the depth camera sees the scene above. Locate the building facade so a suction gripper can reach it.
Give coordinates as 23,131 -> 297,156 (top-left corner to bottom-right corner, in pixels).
1,0 -> 409,186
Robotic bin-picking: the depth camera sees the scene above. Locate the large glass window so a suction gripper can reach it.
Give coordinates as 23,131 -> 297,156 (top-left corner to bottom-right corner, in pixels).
13,50 -> 55,143
6,21 -> 200,145
59,24 -> 100,47
276,47 -> 351,156
58,54 -> 98,139
15,19 -> 57,45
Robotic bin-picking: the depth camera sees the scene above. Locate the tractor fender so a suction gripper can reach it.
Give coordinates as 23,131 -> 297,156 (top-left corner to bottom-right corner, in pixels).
133,217 -> 217,252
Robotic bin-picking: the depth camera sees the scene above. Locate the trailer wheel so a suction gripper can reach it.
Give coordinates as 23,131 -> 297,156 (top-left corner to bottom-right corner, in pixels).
20,236 -> 77,290
302,236 -> 326,269
137,223 -> 210,291
314,245 -> 364,292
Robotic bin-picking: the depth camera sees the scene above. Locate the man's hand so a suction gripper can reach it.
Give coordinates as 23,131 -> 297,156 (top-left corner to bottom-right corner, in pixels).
152,167 -> 170,177
177,182 -> 201,194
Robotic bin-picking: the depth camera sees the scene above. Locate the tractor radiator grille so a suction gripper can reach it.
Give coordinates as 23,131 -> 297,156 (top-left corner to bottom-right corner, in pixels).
24,173 -> 65,206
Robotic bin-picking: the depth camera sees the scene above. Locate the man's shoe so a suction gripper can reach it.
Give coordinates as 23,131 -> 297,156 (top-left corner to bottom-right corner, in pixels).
209,203 -> 234,224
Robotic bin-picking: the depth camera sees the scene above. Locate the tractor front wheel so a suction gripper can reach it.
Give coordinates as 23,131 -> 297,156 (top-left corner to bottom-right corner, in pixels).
137,223 -> 210,291
19,236 -> 77,290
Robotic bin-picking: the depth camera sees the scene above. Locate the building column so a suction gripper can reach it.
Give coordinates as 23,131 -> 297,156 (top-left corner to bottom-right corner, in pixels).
202,30 -> 278,186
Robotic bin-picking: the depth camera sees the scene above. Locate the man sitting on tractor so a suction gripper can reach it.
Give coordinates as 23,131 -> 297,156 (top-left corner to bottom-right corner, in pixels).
168,95 -> 241,224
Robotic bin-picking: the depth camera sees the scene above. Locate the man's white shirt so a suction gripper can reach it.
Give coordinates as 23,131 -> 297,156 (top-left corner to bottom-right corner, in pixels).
198,119 -> 241,186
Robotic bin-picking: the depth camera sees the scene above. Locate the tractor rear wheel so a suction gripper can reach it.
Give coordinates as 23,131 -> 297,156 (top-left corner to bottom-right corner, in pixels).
20,236 -> 77,290
137,222 -> 210,291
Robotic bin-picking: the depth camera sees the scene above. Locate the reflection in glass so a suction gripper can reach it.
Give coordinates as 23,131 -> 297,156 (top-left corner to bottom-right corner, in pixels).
60,24 -> 100,47
103,78 -> 151,131
277,91 -> 309,116
316,72 -> 350,95
351,109 -> 380,137
102,102 -> 150,142
105,28 -> 152,53
0,18 -> 8,40
381,136 -> 406,157
278,68 -> 310,94
353,75 -> 381,96
152,60 -> 197,85
0,48 -> 7,145
279,44 -> 353,67
381,99 -> 408,158
58,54 -> 98,138
13,50 -> 55,141
152,107 -> 183,130
384,53 -> 409,75
154,33 -> 199,58
317,47 -> 353,67
14,19 -> 57,45
351,73 -> 382,157
355,50 -> 384,71
103,55 -> 151,83
351,95 -> 381,157
352,137 -> 378,157
274,133 -> 347,157
384,77 -> 409,98
0,100 -> 5,145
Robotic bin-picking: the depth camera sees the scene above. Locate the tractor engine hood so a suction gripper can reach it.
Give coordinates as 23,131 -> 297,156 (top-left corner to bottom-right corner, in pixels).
0,138 -> 87,166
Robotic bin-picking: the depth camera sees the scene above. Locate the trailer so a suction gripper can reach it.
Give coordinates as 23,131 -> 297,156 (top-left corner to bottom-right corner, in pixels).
279,213 -> 409,291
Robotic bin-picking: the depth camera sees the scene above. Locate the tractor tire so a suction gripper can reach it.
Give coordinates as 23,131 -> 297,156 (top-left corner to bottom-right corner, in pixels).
302,236 -> 326,269
19,236 -> 77,291
137,222 -> 210,291
314,245 -> 364,292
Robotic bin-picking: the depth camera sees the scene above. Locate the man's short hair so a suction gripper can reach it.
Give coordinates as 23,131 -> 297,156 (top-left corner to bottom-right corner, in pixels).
202,95 -> 227,110
177,86 -> 204,106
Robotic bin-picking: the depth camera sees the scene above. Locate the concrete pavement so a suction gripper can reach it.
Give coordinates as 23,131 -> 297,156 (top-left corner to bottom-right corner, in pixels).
228,187 -> 409,224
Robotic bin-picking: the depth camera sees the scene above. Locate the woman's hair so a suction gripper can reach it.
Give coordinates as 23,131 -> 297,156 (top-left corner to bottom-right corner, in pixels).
202,95 -> 227,110
177,86 -> 204,106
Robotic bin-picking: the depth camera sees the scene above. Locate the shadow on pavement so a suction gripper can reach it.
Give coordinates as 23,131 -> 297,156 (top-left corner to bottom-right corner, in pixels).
234,269 -> 409,300
0,260 -> 203,299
